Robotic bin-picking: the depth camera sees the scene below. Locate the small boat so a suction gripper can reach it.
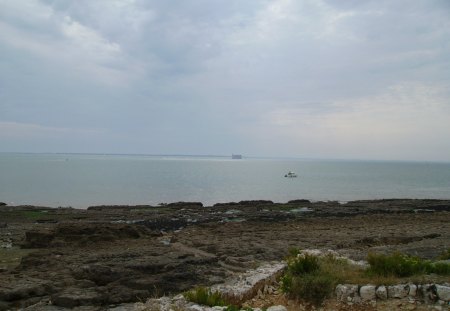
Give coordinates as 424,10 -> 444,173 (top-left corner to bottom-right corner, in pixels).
285,171 -> 297,178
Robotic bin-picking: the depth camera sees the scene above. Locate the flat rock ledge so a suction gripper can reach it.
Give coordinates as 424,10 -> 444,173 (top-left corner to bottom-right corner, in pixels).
114,262 -> 287,311
211,262 -> 286,305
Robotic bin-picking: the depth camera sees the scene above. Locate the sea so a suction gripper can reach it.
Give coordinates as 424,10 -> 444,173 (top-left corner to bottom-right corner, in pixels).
1,153 -> 449,209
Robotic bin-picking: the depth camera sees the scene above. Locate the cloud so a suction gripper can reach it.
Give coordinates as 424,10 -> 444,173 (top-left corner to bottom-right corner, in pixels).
0,0 -> 449,160
253,82 -> 450,160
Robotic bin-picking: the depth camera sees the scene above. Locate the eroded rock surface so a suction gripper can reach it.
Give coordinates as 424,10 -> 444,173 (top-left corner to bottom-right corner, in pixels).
0,199 -> 449,309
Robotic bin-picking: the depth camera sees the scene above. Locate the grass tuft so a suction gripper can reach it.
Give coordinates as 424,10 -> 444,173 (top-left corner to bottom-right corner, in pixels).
183,287 -> 225,307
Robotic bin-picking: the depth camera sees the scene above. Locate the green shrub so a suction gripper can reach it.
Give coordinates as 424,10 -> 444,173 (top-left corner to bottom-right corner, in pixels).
431,262 -> 450,275
438,248 -> 450,260
287,254 -> 320,275
281,253 -> 338,306
289,272 -> 336,306
183,287 -> 225,307
367,252 -> 450,277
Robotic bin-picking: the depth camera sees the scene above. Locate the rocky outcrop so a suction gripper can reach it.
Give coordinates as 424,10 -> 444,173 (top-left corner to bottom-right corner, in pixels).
336,283 -> 450,305
211,262 -> 286,305
87,205 -> 154,211
23,223 -> 157,248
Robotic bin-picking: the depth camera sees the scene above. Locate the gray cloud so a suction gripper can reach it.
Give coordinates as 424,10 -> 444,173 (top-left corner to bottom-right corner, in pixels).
0,0 -> 449,160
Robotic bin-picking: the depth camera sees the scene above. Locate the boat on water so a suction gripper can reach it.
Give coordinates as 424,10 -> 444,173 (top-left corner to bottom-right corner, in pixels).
284,171 -> 297,178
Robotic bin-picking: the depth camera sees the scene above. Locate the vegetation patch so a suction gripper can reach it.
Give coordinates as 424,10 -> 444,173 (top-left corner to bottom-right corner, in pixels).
367,252 -> 450,277
281,250 -> 450,306
183,287 -> 252,310
184,287 -> 226,307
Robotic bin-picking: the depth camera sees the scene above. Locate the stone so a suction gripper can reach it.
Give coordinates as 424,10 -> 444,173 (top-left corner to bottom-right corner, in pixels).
336,284 -> 358,302
408,284 -> 418,297
211,262 -> 286,305
388,284 -> 409,298
376,286 -> 388,300
359,285 -> 376,301
51,288 -> 104,308
435,285 -> 450,301
420,284 -> 438,304
267,306 -> 288,311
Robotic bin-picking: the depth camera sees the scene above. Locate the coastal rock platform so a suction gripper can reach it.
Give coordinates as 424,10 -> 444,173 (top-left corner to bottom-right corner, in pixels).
0,199 -> 449,310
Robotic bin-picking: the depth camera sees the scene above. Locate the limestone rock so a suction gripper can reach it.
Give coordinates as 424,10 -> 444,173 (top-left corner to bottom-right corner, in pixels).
435,285 -> 450,301
267,306 -> 288,311
336,284 -> 358,302
359,285 -> 376,301
408,284 -> 418,297
375,286 -> 388,300
388,284 -> 409,298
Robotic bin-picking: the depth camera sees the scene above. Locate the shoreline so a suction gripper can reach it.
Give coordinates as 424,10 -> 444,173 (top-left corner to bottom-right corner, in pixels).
1,199 -> 449,310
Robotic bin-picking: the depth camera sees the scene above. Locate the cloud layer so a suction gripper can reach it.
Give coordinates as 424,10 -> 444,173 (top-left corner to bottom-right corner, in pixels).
1,0 -> 449,161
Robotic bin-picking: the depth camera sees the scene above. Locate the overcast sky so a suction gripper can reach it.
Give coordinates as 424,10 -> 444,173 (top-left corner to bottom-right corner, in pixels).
1,0 -> 449,161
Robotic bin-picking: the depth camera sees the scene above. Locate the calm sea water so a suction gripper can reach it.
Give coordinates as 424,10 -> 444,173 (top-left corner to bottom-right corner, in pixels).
1,153 -> 449,208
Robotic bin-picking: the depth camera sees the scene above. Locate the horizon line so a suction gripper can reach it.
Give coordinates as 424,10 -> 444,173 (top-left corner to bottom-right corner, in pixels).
0,151 -> 449,164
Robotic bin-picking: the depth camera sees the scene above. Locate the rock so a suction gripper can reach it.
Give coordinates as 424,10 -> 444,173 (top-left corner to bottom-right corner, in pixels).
287,199 -> 311,204
359,285 -> 376,301
0,202 -> 6,206
51,288 -> 104,308
435,285 -> 450,301
267,306 -> 288,311
24,230 -> 55,248
420,284 -> 438,303
388,284 -> 409,298
0,278 -> 54,301
0,223 -> 6,228
408,284 -> 418,297
72,264 -> 120,286
211,262 -> 286,305
238,200 -> 274,206
336,284 -> 359,302
166,202 -> 203,208
375,286 -> 388,300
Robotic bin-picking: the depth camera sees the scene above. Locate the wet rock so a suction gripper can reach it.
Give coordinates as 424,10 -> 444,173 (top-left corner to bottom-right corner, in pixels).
359,285 -> 376,301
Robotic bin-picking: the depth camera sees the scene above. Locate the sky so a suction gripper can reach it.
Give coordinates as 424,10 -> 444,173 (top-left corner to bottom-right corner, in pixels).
0,0 -> 449,161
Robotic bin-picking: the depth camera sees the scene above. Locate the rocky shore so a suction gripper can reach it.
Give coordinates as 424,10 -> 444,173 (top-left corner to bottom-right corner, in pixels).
1,199 -> 449,310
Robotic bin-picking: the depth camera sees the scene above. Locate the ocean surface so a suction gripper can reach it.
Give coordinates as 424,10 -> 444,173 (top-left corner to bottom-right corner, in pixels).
1,153 -> 450,208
